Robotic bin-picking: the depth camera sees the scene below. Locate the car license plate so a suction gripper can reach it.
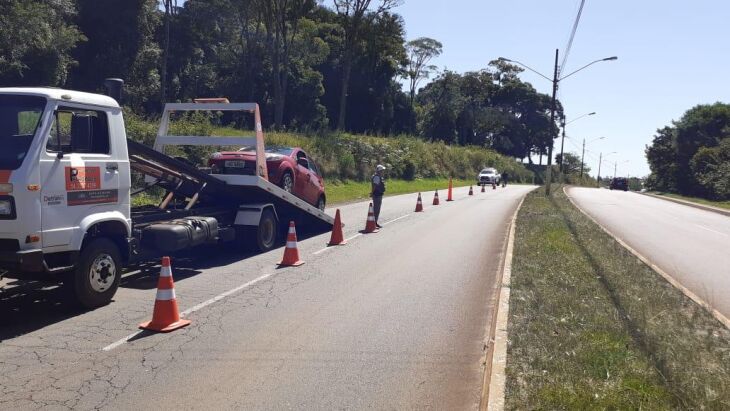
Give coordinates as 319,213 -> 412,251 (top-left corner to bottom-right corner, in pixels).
225,160 -> 247,168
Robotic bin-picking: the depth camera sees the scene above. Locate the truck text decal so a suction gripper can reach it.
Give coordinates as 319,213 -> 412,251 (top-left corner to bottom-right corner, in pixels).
67,189 -> 118,206
65,167 -> 100,191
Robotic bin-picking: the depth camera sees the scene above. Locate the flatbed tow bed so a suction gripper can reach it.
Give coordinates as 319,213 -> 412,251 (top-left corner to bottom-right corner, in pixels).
0,87 -> 332,308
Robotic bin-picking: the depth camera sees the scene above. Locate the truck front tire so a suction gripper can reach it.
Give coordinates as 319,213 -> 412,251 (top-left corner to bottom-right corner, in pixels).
256,209 -> 278,252
67,238 -> 122,308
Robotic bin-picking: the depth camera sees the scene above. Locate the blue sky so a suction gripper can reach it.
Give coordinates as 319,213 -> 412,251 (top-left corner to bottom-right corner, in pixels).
392,0 -> 730,177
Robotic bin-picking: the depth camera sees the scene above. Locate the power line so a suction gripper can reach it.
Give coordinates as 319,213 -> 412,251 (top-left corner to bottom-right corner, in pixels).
559,0 -> 587,78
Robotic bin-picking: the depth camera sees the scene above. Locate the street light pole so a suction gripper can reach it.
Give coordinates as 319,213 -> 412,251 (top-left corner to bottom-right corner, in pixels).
580,138 -> 585,178
545,48 -> 559,196
561,111 -> 595,174
498,55 -> 617,195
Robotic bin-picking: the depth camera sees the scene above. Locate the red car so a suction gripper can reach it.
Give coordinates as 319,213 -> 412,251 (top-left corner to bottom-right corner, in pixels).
208,146 -> 326,210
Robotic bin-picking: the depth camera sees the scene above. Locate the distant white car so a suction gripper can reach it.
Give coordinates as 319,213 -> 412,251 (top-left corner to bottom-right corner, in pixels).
478,168 -> 501,186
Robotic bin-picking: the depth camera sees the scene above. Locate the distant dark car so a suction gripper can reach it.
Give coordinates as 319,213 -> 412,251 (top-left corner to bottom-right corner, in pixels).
208,146 -> 326,210
610,177 -> 628,191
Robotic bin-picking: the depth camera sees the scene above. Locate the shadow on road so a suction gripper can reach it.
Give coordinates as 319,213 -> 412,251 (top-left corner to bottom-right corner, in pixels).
0,226 -> 327,341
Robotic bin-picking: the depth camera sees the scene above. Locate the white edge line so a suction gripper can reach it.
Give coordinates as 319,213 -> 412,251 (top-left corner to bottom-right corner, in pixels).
105,213 -> 415,351
564,186 -> 730,330
482,193 -> 529,411
102,272 -> 275,351
311,214 -> 411,255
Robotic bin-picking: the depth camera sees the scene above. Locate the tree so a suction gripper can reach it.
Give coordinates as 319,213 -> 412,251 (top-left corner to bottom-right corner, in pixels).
555,152 -> 589,175
332,0 -> 402,130
0,0 -> 85,86
645,126 -> 678,192
258,0 -> 317,129
691,138 -> 730,199
404,37 -> 442,105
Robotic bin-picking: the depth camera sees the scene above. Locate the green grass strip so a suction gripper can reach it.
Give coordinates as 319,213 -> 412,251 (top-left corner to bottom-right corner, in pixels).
325,178 -> 475,204
505,186 -> 730,410
651,192 -> 730,211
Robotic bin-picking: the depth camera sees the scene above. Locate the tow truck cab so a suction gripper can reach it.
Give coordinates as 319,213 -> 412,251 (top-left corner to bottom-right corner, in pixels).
0,89 -> 131,277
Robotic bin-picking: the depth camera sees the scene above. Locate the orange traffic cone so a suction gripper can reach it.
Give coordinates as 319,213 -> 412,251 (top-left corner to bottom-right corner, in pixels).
415,193 -> 424,212
447,177 -> 454,201
279,221 -> 305,266
139,257 -> 191,333
492,181 -> 497,190
364,203 -> 379,233
433,190 -> 440,205
328,209 -> 346,246
469,186 -> 474,195
481,184 -> 486,193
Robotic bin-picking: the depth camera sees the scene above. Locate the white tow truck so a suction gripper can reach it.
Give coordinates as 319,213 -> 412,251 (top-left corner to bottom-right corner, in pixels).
0,84 -> 332,308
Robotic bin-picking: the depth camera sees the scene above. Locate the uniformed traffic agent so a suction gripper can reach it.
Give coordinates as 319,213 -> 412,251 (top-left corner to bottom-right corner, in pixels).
370,164 -> 386,228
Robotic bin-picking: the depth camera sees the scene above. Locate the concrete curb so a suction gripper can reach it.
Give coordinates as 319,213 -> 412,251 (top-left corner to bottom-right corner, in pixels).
565,187 -> 730,330
641,192 -> 730,217
479,192 -> 530,411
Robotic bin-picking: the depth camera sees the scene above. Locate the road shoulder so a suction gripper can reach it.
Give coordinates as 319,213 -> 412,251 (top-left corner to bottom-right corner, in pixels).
641,192 -> 730,217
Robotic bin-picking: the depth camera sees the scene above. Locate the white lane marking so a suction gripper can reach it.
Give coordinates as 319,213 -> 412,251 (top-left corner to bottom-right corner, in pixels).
694,224 -> 729,237
312,214 -> 411,255
104,213 -> 415,351
103,272 -> 276,351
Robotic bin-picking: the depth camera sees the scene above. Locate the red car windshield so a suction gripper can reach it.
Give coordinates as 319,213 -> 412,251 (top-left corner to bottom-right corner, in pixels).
238,146 -> 293,156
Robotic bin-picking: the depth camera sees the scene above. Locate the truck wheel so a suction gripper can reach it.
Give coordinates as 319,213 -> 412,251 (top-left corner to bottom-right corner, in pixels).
69,238 -> 121,308
280,171 -> 294,193
256,209 -> 278,252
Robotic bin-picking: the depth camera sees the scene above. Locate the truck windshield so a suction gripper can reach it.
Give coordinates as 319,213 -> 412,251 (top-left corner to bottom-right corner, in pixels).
0,95 -> 46,170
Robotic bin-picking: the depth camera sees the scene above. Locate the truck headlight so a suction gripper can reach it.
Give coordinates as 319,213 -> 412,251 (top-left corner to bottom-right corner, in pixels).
0,200 -> 12,215
0,196 -> 16,219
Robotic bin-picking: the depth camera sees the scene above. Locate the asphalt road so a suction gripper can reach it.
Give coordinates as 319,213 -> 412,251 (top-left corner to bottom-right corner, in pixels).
568,187 -> 730,320
0,184 -> 534,410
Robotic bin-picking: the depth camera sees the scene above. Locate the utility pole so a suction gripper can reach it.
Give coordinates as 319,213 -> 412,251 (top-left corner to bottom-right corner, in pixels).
559,116 -> 566,173
597,152 -> 603,188
614,160 -> 617,179
545,48 -> 559,196
580,138 -> 586,178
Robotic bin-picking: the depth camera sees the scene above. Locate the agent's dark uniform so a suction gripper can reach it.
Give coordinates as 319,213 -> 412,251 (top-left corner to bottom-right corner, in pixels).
501,172 -> 509,187
371,173 -> 386,226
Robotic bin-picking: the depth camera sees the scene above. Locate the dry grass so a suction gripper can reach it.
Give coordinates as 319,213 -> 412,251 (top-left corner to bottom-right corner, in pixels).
505,186 -> 730,410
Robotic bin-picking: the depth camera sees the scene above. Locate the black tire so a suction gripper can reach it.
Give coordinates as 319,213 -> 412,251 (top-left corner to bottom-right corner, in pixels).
68,237 -> 121,308
280,170 -> 294,193
256,209 -> 279,252
317,196 -> 326,211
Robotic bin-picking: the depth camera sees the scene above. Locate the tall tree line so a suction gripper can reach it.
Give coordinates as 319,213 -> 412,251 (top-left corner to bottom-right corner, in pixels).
0,0 -> 561,161
646,102 -> 730,200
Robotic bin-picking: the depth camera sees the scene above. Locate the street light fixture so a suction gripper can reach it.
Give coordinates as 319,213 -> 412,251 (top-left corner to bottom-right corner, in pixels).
498,54 -> 617,195
561,111 -> 596,173
597,151 -> 617,187
580,136 -> 605,178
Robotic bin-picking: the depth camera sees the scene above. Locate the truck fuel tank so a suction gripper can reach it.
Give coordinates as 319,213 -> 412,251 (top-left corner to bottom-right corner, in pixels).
141,217 -> 219,253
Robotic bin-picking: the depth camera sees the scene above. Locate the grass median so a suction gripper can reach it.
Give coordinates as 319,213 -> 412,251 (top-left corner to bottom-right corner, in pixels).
325,178 -> 475,205
505,185 -> 730,409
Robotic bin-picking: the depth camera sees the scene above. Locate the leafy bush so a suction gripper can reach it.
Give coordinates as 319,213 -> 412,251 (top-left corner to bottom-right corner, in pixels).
126,115 -> 535,183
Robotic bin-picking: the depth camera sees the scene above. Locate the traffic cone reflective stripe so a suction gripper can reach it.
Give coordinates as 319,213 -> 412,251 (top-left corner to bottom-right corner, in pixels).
433,190 -> 440,205
139,256 -> 191,333
279,221 -> 304,266
447,177 -> 454,201
469,186 -> 473,195
364,203 -> 379,233
415,193 -> 424,212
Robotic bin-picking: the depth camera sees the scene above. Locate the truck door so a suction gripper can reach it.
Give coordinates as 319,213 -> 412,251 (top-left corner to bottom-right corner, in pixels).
39,106 -> 120,250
